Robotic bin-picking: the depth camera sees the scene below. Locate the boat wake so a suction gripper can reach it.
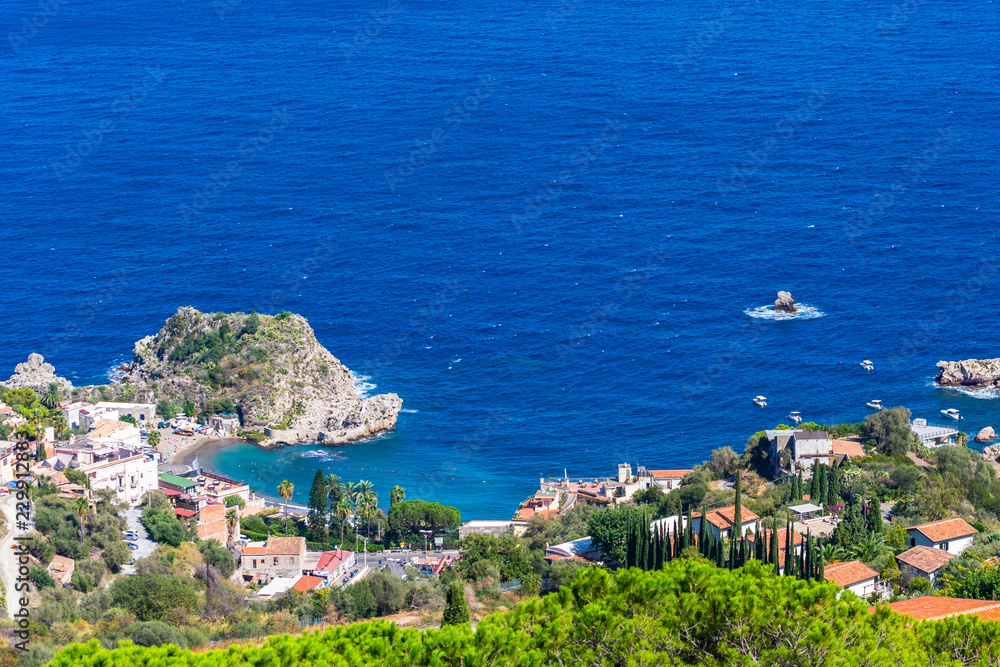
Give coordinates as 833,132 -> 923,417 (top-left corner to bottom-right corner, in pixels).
400,408 -> 419,413
743,304 -> 826,320
297,449 -> 347,462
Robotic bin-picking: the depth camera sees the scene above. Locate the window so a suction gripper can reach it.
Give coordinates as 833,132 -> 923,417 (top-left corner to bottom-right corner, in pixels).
941,542 -> 948,551
273,557 -> 279,566
253,559 -> 257,568
910,537 -> 916,547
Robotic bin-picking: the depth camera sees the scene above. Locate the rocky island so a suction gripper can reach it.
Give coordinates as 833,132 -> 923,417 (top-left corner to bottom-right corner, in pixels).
4,307 -> 402,447
773,291 -> 797,314
936,358 -> 1000,389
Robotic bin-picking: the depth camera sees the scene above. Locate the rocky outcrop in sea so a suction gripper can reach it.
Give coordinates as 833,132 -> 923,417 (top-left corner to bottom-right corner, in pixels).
936,358 -> 1000,388
773,291 -> 797,314
3,353 -> 74,394
975,426 -> 996,443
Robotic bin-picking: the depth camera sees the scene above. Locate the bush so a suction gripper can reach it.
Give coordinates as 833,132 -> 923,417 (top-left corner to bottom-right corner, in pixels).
124,620 -> 189,648
109,573 -> 200,623
441,581 -> 470,626
72,559 -> 106,593
224,495 -> 246,509
198,539 -> 236,578
28,564 -> 55,590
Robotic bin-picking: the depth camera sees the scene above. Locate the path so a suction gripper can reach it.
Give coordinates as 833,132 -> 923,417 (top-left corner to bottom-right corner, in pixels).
0,494 -> 22,617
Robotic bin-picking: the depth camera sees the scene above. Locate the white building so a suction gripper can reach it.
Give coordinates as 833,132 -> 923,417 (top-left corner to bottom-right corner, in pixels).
645,469 -> 694,491
906,518 -> 978,556
691,505 -> 760,541
824,560 -> 884,599
62,402 -> 93,430
88,419 -> 142,449
910,419 -> 959,447
94,402 -> 156,426
896,546 -> 956,585
52,438 -> 157,505
767,430 -> 832,473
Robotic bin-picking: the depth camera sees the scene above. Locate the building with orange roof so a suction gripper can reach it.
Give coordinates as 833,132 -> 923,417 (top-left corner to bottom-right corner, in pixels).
292,575 -> 325,593
906,518 -> 978,556
824,560 -> 884,598
831,439 -> 868,462
896,545 -> 956,585
875,596 -> 1000,622
647,470 -> 694,491
240,536 -> 307,583
759,528 -> 804,574
692,505 -> 760,541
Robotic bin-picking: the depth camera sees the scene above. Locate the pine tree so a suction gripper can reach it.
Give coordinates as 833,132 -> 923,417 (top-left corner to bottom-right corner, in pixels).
307,468 -> 329,544
809,468 -> 820,501
442,581 -> 470,626
733,469 -> 743,534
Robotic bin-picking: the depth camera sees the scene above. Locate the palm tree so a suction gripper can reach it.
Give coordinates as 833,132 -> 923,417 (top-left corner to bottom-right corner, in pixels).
390,485 -> 405,506
335,498 -> 352,546
75,497 -> 89,544
821,543 -> 847,563
325,473 -> 342,532
40,382 -> 62,409
852,533 -> 889,564
354,481 -> 376,538
225,508 -> 240,553
50,412 -> 68,440
277,480 -> 294,535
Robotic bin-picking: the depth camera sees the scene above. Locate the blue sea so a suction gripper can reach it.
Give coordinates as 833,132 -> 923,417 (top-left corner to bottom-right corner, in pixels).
3,0 -> 999,518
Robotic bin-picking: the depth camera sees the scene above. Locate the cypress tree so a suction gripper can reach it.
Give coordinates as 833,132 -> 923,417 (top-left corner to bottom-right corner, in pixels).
442,580 -> 471,626
809,468 -> 820,501
685,506 -> 694,547
796,470 -> 804,500
698,504 -> 709,556
785,520 -> 795,577
307,468 -> 329,544
819,465 -> 829,510
715,534 -> 724,568
828,462 -> 841,506
637,520 -> 647,570
728,535 -> 736,570
818,546 -> 825,582
646,523 -> 655,570
733,469 -> 743,534
868,496 -> 885,536
625,514 -> 636,568
770,516 -> 780,574
655,526 -> 664,570
674,520 -> 681,556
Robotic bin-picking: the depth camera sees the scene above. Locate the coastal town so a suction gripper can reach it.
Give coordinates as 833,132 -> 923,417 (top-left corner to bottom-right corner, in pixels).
6,343 -> 1000,664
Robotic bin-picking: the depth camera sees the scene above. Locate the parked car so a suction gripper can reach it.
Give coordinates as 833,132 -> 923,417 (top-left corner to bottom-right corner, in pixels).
239,534 -> 249,542
127,542 -> 140,550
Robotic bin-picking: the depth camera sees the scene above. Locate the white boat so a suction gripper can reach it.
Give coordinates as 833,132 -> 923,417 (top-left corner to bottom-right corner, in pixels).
753,395 -> 767,407
788,411 -> 802,424
866,399 -> 884,411
860,359 -> 874,371
940,408 -> 962,420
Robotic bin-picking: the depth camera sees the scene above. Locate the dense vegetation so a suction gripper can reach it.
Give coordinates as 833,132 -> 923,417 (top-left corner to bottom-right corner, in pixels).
47,560 -> 1000,667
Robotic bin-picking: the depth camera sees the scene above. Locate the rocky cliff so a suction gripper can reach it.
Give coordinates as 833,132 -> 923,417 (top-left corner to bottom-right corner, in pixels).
8,308 -> 401,446
3,353 -> 74,393
935,358 -> 1000,389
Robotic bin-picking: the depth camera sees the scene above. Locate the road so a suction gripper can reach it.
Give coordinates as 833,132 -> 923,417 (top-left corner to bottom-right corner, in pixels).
0,493 -> 23,617
360,549 -> 459,577
121,505 -> 158,573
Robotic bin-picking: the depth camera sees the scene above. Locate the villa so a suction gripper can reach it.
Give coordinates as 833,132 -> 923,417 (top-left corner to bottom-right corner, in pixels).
691,505 -> 759,541
905,518 -> 977,556
896,545 -> 956,585
824,560 -> 884,599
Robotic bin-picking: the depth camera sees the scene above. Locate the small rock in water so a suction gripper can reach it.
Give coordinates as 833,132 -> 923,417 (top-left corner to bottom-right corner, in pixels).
773,291 -> 797,314
975,426 -> 996,443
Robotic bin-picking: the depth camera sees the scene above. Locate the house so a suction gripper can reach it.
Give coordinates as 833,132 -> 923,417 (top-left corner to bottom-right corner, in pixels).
910,419 -> 958,447
87,419 -> 142,448
768,430 -> 832,473
458,520 -> 528,539
896,545 -> 956,585
61,402 -> 93,430
545,537 -> 604,562
292,575 -> 325,593
877,596 -> 1000,622
831,439 -> 868,463
824,560 -> 884,598
54,440 -> 157,505
760,528 -> 804,575
0,442 -> 15,486
646,469 -> 693,491
47,555 -> 75,586
159,473 -> 199,495
314,549 -> 356,581
692,505 -> 760,541
240,536 -> 307,583
195,502 -> 235,544
208,413 -> 240,436
93,402 -> 156,426
254,577 -> 298,600
905,518 -> 978,556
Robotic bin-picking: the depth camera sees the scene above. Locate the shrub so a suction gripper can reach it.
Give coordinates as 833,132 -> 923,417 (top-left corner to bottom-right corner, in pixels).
124,620 -> 189,648
28,564 -> 55,590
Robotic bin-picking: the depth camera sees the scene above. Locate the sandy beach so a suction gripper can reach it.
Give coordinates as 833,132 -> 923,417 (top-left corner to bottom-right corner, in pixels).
158,429 -> 243,467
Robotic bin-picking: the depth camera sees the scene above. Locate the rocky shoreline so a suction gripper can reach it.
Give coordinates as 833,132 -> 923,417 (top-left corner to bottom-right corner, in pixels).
936,358 -> 1000,389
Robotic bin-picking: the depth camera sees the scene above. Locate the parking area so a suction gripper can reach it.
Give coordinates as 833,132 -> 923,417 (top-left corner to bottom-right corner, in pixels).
121,505 -> 159,571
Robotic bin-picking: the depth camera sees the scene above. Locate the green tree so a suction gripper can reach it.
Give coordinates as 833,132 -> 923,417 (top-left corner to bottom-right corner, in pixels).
441,580 -> 470,626
146,430 -> 161,448
587,505 -> 645,564
457,533 -> 535,581
28,563 -> 56,589
387,500 -> 461,542
199,539 -> 236,578
865,407 -> 915,456
278,479 -> 294,534
832,495 -> 866,550
390,485 -> 406,506
307,468 -> 329,544
109,573 -> 199,622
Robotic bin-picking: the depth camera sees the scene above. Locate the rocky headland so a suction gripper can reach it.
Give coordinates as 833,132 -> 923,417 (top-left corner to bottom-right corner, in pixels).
4,307 -> 402,447
935,358 -> 1000,389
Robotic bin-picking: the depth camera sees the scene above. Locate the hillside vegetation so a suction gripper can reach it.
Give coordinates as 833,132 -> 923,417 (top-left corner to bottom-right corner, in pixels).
48,560 -> 1000,667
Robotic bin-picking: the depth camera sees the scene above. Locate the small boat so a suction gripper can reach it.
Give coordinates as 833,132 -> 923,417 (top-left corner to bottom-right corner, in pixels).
866,399 -> 884,411
788,411 -> 802,424
860,360 -> 874,371
940,408 -> 962,420
753,395 -> 767,407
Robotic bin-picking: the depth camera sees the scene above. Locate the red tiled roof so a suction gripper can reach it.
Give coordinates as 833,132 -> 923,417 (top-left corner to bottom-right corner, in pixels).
316,550 -> 353,573
160,489 -> 182,496
908,518 -> 978,543
649,470 -> 694,479
174,508 -> 197,518
831,440 -> 868,459
292,575 -> 324,593
265,536 -> 306,556
876,596 -> 1000,621
824,560 -> 878,587
896,545 -> 956,573
693,505 -> 760,531
242,546 -> 266,555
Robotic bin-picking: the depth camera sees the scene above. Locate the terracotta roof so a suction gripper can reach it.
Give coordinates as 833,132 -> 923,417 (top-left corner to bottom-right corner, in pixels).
88,419 -> 131,439
174,508 -> 197,518
515,507 -> 558,520
896,545 -> 956,573
47,555 -> 74,576
316,550 -> 354,573
908,518 -> 978,543
824,560 -> 878,587
831,440 -> 867,459
878,596 -> 1000,621
292,575 -> 324,593
242,546 -> 266,555
649,470 -> 694,479
693,505 -> 760,531
265,536 -> 306,556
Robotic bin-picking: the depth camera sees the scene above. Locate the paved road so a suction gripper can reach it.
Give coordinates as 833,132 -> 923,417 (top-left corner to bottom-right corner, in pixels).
0,493 -> 23,617
121,505 -> 158,572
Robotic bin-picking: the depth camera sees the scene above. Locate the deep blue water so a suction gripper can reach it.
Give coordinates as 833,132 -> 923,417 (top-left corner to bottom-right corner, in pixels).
3,0 -> 999,518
